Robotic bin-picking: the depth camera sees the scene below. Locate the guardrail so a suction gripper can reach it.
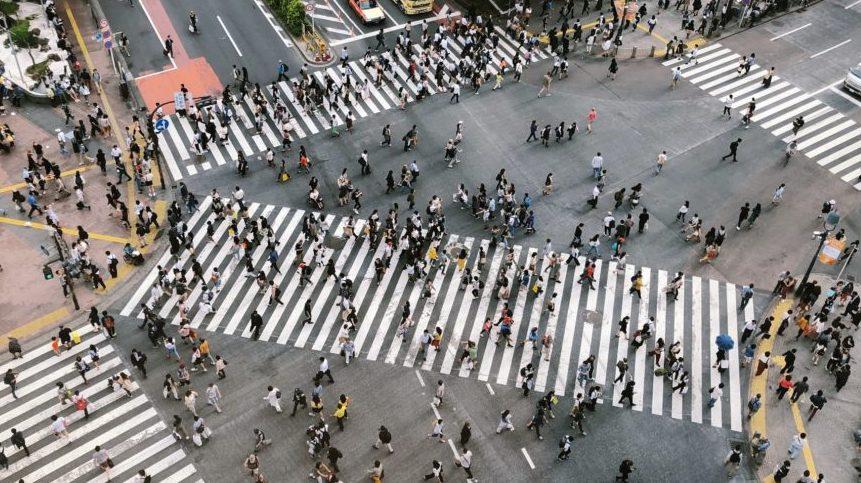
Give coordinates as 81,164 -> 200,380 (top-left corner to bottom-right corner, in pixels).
87,0 -> 145,114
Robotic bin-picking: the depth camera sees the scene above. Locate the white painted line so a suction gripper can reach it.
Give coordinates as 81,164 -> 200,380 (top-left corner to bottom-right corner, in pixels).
811,79 -> 844,95
415,369 -> 426,387
770,23 -> 811,41
134,66 -> 178,81
690,277 -> 703,424
137,0 -> 177,69
521,448 -> 536,470
831,86 -> 861,107
309,12 -> 342,22
816,139 -> 861,166
846,0 -> 861,8
430,402 -> 441,419
810,39 -> 852,59
217,16 -> 243,57
327,0 -> 363,33
252,0 -> 293,48
329,10 -> 462,46
326,27 -> 353,35
486,383 -> 495,395
726,284 -> 743,432
488,0 -> 506,12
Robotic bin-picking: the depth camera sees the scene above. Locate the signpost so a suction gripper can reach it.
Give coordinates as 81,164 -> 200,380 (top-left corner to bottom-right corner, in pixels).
305,2 -> 316,34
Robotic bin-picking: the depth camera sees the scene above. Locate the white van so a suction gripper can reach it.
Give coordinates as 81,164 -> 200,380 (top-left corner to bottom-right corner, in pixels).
845,63 -> 861,96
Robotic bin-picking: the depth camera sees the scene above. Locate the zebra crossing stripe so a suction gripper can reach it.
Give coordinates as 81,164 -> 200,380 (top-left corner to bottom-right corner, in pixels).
671,280 -> 685,420
295,221 -> 367,348
239,210 -> 307,339
611,264 -> 634,407
160,463 -> 199,483
816,138 -> 861,166
758,99 -> 820,128
221,206 -> 289,335
88,434 -> 178,483
404,235 -> 459,367
391,244 -> 446,366
554,260 -> 583,397
0,324 -> 93,375
651,270 -> 668,415
0,357 -> 123,430
512,251 -> 556,385
726,285 -> 743,432
56,421 -> 167,482
747,88 -> 804,118
478,245 -> 522,381
494,248 -> 538,385
442,242 -> 501,375
708,279 -> 722,428
690,276 -> 704,424
533,259 -> 570,393
632,266 -> 651,411
805,128 -> 861,158
121,449 -> 185,483
421,239 -> 478,370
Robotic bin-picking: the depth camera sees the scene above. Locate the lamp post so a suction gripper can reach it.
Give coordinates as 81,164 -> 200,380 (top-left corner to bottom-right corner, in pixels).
796,211 -> 840,296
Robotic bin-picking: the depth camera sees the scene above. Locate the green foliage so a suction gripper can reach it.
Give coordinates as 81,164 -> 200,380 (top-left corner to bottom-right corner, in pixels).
0,1 -> 19,17
265,0 -> 308,37
25,59 -> 49,79
9,19 -> 39,49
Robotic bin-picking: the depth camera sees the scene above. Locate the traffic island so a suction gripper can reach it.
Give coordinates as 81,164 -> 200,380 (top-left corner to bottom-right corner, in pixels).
260,0 -> 334,65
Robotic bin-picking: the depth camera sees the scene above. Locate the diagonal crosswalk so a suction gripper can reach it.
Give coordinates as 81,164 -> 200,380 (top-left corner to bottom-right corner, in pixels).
0,326 -> 201,482
155,27 -> 548,181
665,43 -> 861,190
122,199 -> 757,432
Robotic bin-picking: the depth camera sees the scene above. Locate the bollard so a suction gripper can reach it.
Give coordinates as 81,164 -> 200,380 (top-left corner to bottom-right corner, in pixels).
631,46 -> 637,58
649,45 -> 656,57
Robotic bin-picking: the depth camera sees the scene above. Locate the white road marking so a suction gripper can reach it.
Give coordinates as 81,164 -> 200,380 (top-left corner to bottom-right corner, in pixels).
846,0 -> 861,8
330,10 -> 463,46
217,15 -> 243,57
415,369 -> 426,387
810,39 -> 852,59
831,86 -> 861,107
811,79 -> 844,95
769,23 -> 810,41
521,448 -> 536,469
137,0 -> 177,69
326,27 -> 353,35
486,383 -> 495,395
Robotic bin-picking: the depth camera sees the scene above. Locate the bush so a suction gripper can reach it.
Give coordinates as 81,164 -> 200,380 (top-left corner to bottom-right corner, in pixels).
0,1 -> 18,17
9,20 -> 39,49
265,0 -> 308,37
25,59 -> 50,80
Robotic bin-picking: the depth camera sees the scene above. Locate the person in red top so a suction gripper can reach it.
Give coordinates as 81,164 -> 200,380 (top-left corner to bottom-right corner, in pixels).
775,375 -> 794,400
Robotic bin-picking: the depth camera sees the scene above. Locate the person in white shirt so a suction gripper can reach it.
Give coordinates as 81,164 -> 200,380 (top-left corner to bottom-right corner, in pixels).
264,386 -> 282,412
318,357 -> 334,383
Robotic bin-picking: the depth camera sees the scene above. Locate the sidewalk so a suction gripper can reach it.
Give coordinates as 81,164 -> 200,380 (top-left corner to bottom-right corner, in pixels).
0,1 -> 167,343
747,275 -> 858,482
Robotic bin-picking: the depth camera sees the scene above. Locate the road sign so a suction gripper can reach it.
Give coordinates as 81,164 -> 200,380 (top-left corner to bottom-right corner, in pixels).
104,39 -> 113,49
154,118 -> 170,133
305,2 -> 315,12
94,32 -> 102,42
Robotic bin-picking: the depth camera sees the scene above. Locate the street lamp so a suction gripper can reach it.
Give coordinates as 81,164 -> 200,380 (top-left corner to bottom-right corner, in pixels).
795,209 -> 841,296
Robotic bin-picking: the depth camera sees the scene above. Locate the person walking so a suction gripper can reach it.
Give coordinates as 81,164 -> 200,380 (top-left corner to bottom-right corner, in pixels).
424,460 -> 444,481
724,445 -> 742,477
707,383 -> 724,408
538,72 -> 553,97
616,459 -> 635,481
318,356 -> 335,383
496,409 -> 515,433
807,390 -> 826,421
265,386 -> 282,413
721,138 -> 742,162
459,421 -> 471,449
206,382 -> 223,413
427,419 -> 446,442
4,369 -> 18,399
458,448 -> 474,479
619,381 -> 636,407
10,428 -> 29,456
790,376 -> 809,403
787,433 -> 806,459
736,204 -> 750,231
739,283 -> 754,309
374,425 -> 394,453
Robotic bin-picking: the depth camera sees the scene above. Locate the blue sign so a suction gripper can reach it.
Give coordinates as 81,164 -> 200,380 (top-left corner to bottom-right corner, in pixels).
154,118 -> 170,133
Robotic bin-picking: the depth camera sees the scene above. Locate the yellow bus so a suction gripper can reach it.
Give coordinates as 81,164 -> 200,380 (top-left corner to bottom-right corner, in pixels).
394,0 -> 433,15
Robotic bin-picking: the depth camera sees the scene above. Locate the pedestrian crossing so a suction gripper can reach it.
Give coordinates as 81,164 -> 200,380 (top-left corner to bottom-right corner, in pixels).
0,326 -> 202,482
121,199 -> 756,432
157,26 -> 548,181
665,43 -> 861,190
